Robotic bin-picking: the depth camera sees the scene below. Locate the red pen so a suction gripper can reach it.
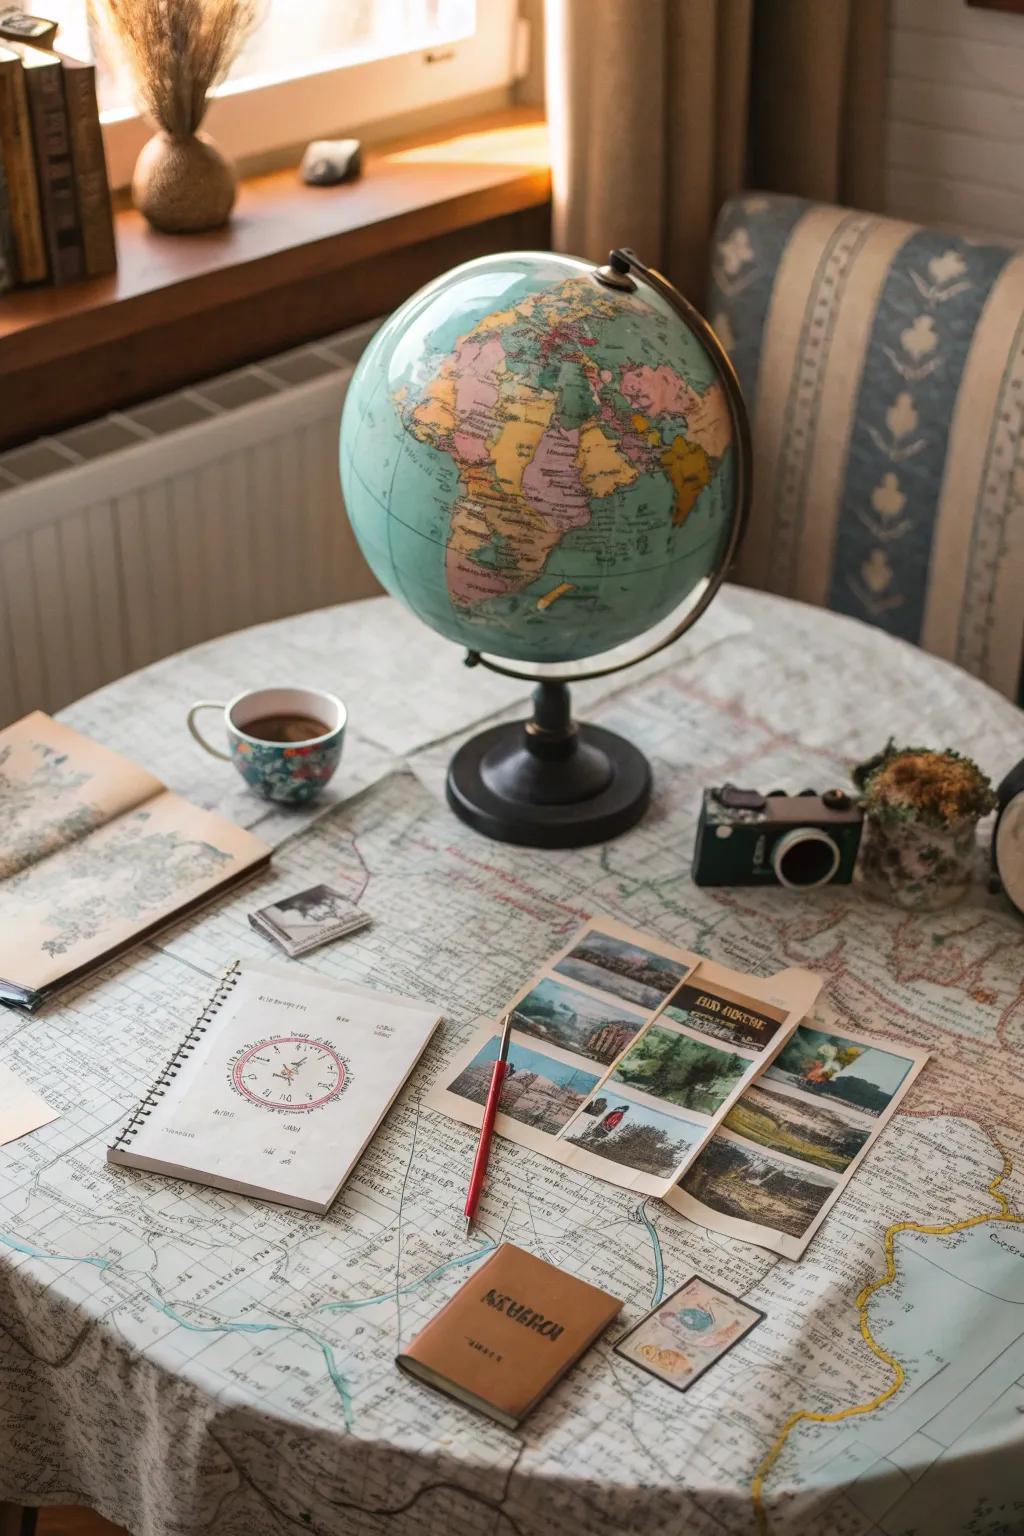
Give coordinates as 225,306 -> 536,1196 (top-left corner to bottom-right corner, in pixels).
464,1012 -> 513,1237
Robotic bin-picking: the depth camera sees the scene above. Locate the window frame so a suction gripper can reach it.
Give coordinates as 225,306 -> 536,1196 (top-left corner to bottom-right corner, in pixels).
97,0 -> 522,189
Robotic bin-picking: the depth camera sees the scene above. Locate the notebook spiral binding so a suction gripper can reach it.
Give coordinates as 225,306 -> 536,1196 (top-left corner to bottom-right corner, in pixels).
108,962 -> 241,1152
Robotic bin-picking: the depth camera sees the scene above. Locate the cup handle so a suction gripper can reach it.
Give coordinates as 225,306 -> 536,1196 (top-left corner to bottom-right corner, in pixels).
187,701 -> 232,761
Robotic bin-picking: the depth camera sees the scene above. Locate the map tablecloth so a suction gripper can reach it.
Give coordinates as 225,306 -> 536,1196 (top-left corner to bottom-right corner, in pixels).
2,586 -> 1023,1536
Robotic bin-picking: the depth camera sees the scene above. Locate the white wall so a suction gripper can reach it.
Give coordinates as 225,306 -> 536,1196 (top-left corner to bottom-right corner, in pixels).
885,0 -> 1024,242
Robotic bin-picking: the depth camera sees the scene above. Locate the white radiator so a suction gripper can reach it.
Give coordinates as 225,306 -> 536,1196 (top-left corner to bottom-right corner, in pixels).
0,321 -> 384,727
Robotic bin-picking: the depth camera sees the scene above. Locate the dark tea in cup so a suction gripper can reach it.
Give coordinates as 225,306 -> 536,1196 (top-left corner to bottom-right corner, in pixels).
244,714 -> 330,744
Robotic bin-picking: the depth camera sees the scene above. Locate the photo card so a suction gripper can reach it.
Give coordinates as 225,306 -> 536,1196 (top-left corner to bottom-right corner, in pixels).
448,1033 -> 601,1135
553,928 -> 689,1009
249,882 -> 370,957
511,976 -> 645,1066
563,1090 -> 704,1177
614,1274 -> 764,1392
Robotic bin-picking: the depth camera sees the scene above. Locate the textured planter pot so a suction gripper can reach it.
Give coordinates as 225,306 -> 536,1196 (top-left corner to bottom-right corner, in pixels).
132,131 -> 237,234
857,812 -> 980,911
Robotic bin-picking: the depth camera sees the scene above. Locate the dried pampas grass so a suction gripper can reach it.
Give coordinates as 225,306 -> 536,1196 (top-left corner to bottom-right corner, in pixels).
94,0 -> 260,139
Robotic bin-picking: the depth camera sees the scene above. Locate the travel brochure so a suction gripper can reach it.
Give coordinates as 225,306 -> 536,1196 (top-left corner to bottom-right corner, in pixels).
429,919 -> 929,1259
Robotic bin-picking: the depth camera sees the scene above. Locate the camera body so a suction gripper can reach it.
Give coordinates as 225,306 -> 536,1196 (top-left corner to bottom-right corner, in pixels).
693,784 -> 863,889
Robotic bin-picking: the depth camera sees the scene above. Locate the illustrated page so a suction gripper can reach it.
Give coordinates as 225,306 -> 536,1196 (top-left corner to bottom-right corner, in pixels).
0,791 -> 268,993
667,1004 -> 930,1258
427,919 -> 822,1196
115,962 -> 441,1208
0,711 -> 163,881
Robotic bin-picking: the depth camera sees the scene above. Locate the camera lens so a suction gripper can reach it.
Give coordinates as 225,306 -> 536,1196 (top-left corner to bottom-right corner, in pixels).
771,828 -> 841,889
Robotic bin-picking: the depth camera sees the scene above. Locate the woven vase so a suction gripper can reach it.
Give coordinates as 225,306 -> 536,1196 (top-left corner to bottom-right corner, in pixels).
133,131 -> 237,234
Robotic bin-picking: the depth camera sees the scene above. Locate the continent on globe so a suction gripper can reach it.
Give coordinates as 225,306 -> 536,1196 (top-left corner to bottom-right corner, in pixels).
402,277 -> 730,611
340,251 -> 741,663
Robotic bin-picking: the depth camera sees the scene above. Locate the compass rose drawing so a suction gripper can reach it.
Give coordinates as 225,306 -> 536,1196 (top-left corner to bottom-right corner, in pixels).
228,1035 -> 349,1112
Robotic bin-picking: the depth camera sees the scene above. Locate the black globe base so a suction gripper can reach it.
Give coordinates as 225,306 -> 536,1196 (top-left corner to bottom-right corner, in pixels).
446,681 -> 651,849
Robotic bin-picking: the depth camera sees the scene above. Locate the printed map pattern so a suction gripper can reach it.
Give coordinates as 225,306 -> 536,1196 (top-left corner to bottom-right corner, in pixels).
1,587 -> 1023,1536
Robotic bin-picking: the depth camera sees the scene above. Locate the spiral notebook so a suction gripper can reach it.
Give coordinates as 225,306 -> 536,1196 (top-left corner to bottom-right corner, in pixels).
107,960 -> 441,1212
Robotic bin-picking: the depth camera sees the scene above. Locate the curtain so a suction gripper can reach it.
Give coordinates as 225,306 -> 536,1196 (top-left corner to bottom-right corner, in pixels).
544,0 -> 887,301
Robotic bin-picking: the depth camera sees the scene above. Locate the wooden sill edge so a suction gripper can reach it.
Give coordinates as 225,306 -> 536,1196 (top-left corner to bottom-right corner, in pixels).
0,107 -> 551,371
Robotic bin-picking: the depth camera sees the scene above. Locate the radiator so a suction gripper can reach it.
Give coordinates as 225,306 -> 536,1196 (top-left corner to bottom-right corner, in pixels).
0,321 -> 385,727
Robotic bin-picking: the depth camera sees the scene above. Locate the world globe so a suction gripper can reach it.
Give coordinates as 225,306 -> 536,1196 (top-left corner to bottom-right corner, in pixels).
339,247 -> 748,848
340,250 -> 742,666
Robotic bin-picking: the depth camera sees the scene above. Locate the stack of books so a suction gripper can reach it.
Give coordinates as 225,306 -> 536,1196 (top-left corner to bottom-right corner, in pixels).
0,7 -> 116,292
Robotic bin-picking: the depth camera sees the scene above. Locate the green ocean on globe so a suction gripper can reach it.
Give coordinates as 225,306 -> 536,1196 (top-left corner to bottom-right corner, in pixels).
340,252 -> 737,663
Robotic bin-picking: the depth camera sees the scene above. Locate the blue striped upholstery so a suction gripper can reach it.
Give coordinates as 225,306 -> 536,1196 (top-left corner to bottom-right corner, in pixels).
708,194 -> 1024,704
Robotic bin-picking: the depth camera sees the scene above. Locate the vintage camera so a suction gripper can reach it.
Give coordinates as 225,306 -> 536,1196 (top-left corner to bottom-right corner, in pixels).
693,784 -> 863,889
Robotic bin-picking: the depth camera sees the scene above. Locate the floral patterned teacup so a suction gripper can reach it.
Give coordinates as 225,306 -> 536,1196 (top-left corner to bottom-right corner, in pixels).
187,687 -> 346,804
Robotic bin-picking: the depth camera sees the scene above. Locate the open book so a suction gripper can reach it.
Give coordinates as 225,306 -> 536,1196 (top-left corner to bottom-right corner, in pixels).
429,919 -> 929,1260
0,712 -> 270,1012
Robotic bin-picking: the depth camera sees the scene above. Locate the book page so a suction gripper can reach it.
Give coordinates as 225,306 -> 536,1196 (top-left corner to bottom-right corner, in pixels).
111,961 -> 440,1210
425,919 -> 822,1197
0,712 -> 163,880
665,1003 -> 931,1259
0,791 -> 268,995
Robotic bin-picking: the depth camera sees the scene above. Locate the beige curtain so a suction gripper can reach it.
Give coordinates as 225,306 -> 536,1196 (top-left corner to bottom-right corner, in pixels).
545,0 -> 887,301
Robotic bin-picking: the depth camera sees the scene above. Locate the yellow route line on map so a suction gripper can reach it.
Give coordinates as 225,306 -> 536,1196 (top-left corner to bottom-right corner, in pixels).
751,1150 -> 1024,1536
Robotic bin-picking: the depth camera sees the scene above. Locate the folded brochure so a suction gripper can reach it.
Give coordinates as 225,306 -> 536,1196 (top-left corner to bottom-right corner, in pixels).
427,918 -> 929,1260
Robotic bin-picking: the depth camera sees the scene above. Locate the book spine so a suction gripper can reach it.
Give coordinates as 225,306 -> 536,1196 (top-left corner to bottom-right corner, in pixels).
0,59 -> 47,282
23,53 -> 84,284
107,963 -> 241,1153
0,148 -> 14,290
62,60 -> 116,278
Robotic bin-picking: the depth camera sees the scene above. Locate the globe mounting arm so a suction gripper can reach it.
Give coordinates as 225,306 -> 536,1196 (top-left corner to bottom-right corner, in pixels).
462,246 -> 752,686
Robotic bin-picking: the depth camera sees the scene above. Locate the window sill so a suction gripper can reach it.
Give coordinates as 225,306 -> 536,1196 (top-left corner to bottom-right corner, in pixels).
0,108 -> 550,450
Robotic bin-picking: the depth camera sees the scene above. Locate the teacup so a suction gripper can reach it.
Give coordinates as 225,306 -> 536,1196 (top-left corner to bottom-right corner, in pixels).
187,686 -> 346,804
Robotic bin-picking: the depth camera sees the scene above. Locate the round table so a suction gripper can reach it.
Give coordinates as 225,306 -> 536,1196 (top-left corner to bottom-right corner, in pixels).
2,586 -> 1023,1536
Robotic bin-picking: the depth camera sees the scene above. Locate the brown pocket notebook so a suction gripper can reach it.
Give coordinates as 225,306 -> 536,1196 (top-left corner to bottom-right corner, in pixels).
396,1243 -> 622,1428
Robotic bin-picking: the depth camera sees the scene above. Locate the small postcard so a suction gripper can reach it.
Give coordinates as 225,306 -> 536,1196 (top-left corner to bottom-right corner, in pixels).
249,883 -> 370,957
0,1060 -> 59,1147
614,1274 -> 764,1391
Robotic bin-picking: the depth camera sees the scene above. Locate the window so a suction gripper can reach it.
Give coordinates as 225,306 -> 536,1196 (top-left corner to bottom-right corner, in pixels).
38,0 -> 521,187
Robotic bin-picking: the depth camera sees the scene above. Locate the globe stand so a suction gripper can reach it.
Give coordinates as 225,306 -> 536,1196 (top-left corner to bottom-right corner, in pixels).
343,245 -> 752,850
446,680 -> 651,848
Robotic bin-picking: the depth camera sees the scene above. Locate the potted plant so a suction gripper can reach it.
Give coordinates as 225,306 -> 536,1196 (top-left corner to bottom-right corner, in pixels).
853,740 -> 996,910
96,0 -> 258,234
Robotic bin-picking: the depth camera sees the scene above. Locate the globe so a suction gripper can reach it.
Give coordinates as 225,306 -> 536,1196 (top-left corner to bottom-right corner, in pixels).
340,250 -> 741,666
